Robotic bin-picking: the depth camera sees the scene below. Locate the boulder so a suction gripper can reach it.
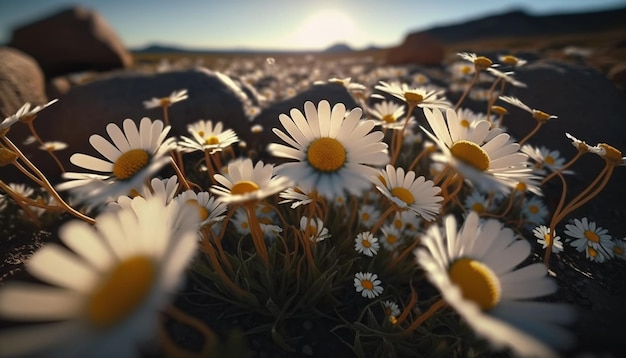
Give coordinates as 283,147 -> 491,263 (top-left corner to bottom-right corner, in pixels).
0,47 -> 48,119
6,68 -> 253,181
386,32 -> 445,66
496,59 -> 626,233
8,6 -> 133,78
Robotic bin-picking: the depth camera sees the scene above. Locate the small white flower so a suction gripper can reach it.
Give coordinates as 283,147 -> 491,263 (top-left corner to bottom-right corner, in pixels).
381,300 -> 401,317
354,272 -> 383,299
532,225 -> 564,254
354,231 -> 380,257
299,216 -> 331,242
143,89 -> 188,109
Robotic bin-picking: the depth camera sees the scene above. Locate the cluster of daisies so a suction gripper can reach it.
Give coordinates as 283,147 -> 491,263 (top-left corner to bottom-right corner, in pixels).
1,50 -> 625,357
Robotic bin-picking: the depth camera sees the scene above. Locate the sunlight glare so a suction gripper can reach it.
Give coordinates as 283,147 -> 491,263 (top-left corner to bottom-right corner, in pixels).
287,9 -> 361,49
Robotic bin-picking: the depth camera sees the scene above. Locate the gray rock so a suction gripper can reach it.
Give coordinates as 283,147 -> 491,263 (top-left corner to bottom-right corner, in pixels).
0,47 -> 48,119
7,68 -> 252,181
8,6 -> 133,78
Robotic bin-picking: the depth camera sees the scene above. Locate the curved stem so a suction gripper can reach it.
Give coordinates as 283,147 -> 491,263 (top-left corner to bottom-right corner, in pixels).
26,121 -> 66,173
541,151 -> 582,185
454,71 -> 479,110
518,121 -> 544,146
401,298 -> 447,335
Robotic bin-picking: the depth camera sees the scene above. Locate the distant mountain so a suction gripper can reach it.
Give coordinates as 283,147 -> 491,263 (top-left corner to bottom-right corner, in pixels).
323,43 -> 353,53
417,6 -> 626,44
131,43 -> 321,55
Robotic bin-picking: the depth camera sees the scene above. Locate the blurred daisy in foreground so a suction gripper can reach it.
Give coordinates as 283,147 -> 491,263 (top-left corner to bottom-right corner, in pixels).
178,120 -> 239,154
0,196 -> 199,357
268,100 -> 388,198
532,225 -> 564,254
422,107 -> 537,195
57,117 -> 175,206
564,217 -> 614,261
354,272 -> 383,299
374,164 -> 442,221
415,212 -> 575,357
354,231 -> 380,257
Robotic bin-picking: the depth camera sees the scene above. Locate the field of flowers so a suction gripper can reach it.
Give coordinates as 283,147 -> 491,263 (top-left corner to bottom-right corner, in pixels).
1,49 -> 625,358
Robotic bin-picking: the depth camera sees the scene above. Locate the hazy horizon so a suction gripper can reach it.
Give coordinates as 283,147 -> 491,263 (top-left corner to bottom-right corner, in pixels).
1,0 -> 625,52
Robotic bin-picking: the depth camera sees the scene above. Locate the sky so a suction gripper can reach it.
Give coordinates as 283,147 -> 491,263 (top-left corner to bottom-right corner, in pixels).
1,0 -> 625,51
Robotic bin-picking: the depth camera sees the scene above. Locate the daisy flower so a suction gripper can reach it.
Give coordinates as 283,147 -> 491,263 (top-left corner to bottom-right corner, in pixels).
369,100 -> 414,130
532,225 -> 564,254
56,117 -> 175,205
174,190 -> 228,228
278,187 -> 316,209
521,196 -> 549,225
415,212 -> 575,357
390,211 -> 422,232
565,132 -> 594,153
268,100 -> 389,199
143,89 -> 188,109
354,272 -> 384,299
178,120 -> 239,154
382,300 -> 401,317
458,52 -> 498,71
499,96 -> 557,123
232,208 -> 252,236
521,144 -> 570,175
380,224 -> 403,251
359,204 -> 380,228
564,217 -> 615,259
421,107 -> 537,195
354,231 -> 380,257
299,216 -> 331,242
485,68 -> 527,88
498,54 -> 527,67
373,81 -> 451,109
1,100 -> 57,134
589,142 -> 626,166
210,158 -> 291,205
39,141 -> 68,152
374,164 -> 442,221
464,190 -> 492,214
0,196 -> 199,358
612,238 -> 626,260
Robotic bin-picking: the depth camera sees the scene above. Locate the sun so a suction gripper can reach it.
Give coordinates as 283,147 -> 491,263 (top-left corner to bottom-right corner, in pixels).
287,9 -> 361,49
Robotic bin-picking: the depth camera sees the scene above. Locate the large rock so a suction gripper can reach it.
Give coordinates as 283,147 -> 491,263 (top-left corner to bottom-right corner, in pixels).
498,59 -> 626,233
0,47 -> 47,119
6,68 -> 253,181
386,32 -> 445,66
8,6 -> 133,78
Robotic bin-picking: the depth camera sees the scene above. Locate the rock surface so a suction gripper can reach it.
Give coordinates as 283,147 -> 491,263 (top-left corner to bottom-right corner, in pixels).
386,32 -> 445,66
0,47 -> 48,119
6,68 -> 252,181
8,6 -> 133,78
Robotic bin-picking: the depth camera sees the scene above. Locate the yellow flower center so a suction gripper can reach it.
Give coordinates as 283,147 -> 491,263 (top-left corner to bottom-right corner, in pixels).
529,205 -> 539,214
386,235 -> 398,244
230,180 -> 260,196
205,136 -> 220,145
598,143 -> 623,164
532,110 -> 552,122
449,258 -> 501,310
362,239 -> 372,248
450,140 -> 490,171
544,233 -> 552,245
307,137 -> 346,172
460,119 -> 470,128
197,130 -> 205,137
113,149 -> 150,180
362,212 -> 371,221
584,230 -> 600,243
461,65 -> 472,75
491,105 -> 508,115
159,98 -> 171,107
391,187 -> 415,205
87,256 -> 155,328
588,246 -> 598,257
404,92 -> 424,105
471,202 -> 485,213
614,246 -> 623,256
393,219 -> 403,229
544,156 -> 555,165
361,279 -> 374,290
382,114 -> 396,123
185,199 -> 209,221
474,56 -> 493,71
516,182 -> 527,192
501,55 -> 519,65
